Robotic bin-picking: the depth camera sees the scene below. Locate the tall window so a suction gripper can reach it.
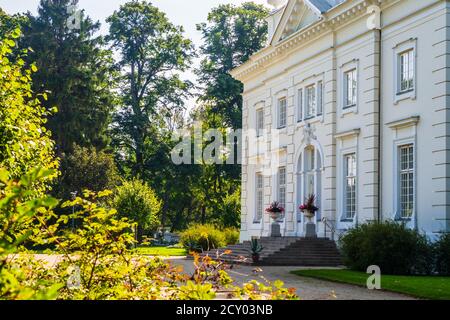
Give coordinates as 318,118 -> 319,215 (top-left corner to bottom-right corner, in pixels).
317,81 -> 323,116
255,173 -> 264,222
344,154 -> 357,219
344,69 -> 357,108
305,147 -> 315,196
256,109 -> 264,137
297,89 -> 303,122
398,49 -> 415,93
278,167 -> 286,212
278,98 -> 287,128
305,85 -> 316,118
399,144 -> 414,218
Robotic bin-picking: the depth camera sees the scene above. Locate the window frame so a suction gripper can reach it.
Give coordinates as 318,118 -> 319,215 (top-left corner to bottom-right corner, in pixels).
340,59 -> 359,116
393,39 -> 417,104
254,172 -> 264,223
295,76 -> 324,123
398,49 -> 415,94
277,97 -> 287,129
297,88 -> 303,122
305,84 -> 317,119
343,68 -> 357,109
278,167 -> 287,218
256,108 -> 264,137
343,153 -> 357,220
397,144 -> 415,220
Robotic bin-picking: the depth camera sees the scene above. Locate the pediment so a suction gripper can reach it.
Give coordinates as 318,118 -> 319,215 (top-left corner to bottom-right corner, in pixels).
271,0 -> 322,45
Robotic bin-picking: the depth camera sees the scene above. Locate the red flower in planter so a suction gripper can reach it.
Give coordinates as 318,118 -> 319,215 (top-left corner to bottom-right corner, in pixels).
266,201 -> 285,220
299,194 -> 319,213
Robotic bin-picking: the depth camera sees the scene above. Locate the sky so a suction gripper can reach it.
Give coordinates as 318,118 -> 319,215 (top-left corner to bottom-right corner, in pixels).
0,0 -> 270,110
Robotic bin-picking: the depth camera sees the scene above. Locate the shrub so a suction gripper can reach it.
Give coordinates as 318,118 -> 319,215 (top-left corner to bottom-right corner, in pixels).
180,224 -> 226,252
223,228 -> 239,245
435,233 -> 450,275
339,221 -> 433,275
112,179 -> 161,242
54,144 -> 120,201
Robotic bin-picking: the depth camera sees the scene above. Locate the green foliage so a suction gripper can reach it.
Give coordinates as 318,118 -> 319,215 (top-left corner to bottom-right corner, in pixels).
339,221 -> 433,275
0,30 -> 58,195
20,0 -> 116,154
180,224 -> 226,252
0,168 -> 61,299
1,171 -> 298,300
112,179 -> 161,237
223,228 -> 240,246
292,269 -> 450,300
106,0 -> 194,177
435,233 -> 450,275
250,239 -> 263,256
0,9 -> 27,40
178,281 -> 216,300
180,224 -> 239,252
54,144 -> 120,200
196,2 -> 268,128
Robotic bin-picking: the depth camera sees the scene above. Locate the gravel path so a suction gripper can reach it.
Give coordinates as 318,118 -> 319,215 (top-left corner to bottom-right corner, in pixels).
168,258 -> 416,300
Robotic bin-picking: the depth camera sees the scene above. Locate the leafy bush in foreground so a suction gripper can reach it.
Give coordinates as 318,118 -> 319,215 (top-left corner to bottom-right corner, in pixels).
1,169 -> 298,300
339,221 -> 433,275
0,29 -> 58,196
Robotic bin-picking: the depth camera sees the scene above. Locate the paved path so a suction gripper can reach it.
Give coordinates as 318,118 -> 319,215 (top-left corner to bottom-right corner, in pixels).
29,255 -> 416,300
168,258 -> 416,300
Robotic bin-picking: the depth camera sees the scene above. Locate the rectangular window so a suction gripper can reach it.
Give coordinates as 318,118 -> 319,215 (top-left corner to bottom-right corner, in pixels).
317,81 -> 323,116
255,173 -> 264,222
344,69 -> 357,108
398,144 -> 414,218
278,98 -> 287,128
398,49 -> 414,93
305,85 -> 316,118
344,154 -> 357,219
278,167 -> 286,211
256,109 -> 264,137
297,89 -> 303,122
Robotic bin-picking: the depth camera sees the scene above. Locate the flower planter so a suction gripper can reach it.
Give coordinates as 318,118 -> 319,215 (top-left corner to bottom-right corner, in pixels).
304,210 -> 315,222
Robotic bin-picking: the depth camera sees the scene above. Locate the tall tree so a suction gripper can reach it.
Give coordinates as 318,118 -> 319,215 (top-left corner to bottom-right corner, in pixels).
106,1 -> 194,177
20,0 -> 116,155
184,2 -> 268,227
196,2 -> 268,129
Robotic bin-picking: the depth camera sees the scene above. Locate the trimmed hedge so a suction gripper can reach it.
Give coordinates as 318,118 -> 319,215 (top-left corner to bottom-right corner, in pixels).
180,224 -> 239,252
339,221 -> 433,275
435,233 -> 450,275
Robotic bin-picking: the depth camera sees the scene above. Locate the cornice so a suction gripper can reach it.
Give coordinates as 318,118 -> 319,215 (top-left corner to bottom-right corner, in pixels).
386,116 -> 420,129
335,128 -> 361,140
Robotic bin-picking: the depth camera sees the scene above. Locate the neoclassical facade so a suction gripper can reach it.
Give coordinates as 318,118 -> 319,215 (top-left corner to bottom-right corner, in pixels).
231,0 -> 450,241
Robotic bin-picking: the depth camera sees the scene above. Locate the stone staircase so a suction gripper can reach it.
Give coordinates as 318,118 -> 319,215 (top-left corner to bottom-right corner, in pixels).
195,237 -> 343,267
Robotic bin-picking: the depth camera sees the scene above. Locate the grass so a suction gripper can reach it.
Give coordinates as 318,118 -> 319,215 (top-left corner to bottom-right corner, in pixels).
291,269 -> 450,300
133,246 -> 187,256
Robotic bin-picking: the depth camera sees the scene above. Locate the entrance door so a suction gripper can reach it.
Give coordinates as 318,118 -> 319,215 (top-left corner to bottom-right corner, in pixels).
296,145 -> 322,236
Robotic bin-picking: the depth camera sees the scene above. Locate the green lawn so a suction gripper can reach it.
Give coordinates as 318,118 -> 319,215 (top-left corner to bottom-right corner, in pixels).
133,246 -> 187,256
291,269 -> 450,300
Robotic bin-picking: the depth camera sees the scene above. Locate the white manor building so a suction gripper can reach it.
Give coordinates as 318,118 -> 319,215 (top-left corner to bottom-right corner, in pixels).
231,0 -> 450,241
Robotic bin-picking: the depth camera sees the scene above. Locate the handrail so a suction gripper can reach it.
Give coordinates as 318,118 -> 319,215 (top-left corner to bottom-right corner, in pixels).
322,217 -> 337,241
